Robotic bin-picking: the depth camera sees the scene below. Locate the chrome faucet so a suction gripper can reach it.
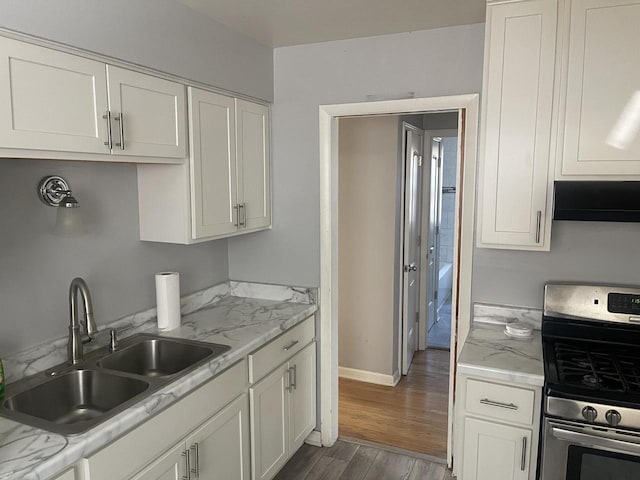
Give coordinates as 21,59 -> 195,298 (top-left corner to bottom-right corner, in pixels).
68,277 -> 97,364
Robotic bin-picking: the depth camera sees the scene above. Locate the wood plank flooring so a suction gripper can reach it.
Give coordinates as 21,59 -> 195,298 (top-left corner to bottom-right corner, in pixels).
338,349 -> 450,458
274,440 -> 451,480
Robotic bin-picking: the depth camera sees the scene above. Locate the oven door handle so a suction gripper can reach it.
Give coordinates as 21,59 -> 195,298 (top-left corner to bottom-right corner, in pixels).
551,426 -> 640,455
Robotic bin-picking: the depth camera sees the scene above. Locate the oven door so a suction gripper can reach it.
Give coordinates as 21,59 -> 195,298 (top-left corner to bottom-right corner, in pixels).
541,418 -> 640,480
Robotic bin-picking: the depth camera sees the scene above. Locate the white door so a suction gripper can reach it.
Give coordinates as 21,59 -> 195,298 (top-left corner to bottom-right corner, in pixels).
426,138 -> 442,338
186,393 -> 250,480
401,125 -> 424,375
188,87 -> 238,239
249,366 -> 290,480
560,0 -> 640,176
0,36 -> 110,154
106,65 -> 186,158
130,442 -> 187,480
478,0 -> 556,249
462,417 -> 531,480
236,99 -> 271,231
289,342 -> 316,451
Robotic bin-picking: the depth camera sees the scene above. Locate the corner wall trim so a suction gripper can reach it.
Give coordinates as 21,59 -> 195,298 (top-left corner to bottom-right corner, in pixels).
339,367 -> 401,386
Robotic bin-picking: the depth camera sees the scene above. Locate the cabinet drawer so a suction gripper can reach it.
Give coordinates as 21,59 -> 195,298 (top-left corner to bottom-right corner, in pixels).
465,378 -> 535,425
249,316 -> 314,384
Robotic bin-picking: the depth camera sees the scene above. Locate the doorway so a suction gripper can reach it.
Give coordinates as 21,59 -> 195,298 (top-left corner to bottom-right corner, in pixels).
318,95 -> 479,467
334,110 -> 465,460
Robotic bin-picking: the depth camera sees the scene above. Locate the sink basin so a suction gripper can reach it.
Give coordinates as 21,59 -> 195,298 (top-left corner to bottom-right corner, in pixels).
3,369 -> 149,434
97,336 -> 230,377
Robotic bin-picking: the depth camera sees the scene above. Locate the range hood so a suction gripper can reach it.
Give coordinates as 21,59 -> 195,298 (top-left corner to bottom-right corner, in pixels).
554,181 -> 640,222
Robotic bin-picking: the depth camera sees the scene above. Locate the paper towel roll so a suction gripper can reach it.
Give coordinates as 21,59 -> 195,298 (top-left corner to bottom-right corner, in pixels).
156,272 -> 181,331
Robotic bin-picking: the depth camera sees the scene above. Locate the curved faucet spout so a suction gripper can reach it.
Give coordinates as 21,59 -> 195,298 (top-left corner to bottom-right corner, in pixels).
68,277 -> 97,364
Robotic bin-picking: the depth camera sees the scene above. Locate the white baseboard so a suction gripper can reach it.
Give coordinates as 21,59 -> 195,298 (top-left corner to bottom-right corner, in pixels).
339,366 -> 401,386
305,430 -> 323,447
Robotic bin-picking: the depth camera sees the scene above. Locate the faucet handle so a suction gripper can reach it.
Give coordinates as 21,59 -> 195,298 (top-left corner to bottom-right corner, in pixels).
109,329 -> 119,352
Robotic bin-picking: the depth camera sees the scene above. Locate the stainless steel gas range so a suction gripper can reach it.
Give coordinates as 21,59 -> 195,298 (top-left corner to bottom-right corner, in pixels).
540,284 -> 640,480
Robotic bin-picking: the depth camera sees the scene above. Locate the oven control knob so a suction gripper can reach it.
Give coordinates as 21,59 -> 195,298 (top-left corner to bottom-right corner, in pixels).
606,410 -> 622,427
582,406 -> 598,422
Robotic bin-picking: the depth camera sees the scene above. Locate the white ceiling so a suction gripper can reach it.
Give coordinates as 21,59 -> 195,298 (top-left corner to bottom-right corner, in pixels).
177,0 -> 486,48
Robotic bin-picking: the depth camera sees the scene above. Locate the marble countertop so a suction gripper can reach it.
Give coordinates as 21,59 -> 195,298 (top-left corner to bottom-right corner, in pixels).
0,295 -> 317,480
458,322 -> 544,387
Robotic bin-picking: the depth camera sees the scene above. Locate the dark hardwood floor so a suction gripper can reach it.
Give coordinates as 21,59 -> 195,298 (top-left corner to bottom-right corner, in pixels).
338,349 -> 450,458
274,440 -> 454,480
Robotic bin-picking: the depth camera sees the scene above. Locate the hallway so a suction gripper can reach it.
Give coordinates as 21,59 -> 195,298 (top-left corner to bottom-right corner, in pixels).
338,349 -> 450,458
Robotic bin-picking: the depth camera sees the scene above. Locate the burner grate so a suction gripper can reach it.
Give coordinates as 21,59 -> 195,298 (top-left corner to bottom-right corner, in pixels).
554,342 -> 640,393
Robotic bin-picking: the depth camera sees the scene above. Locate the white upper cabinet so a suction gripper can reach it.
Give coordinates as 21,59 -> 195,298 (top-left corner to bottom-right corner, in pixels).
138,88 -> 271,244
189,88 -> 238,239
558,0 -> 640,176
106,66 -> 187,159
236,99 -> 271,231
0,36 -> 109,154
0,35 -> 186,163
478,0 -> 557,250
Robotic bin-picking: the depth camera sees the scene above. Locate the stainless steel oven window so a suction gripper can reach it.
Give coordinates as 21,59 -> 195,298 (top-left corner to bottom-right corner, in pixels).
566,446 -> 640,480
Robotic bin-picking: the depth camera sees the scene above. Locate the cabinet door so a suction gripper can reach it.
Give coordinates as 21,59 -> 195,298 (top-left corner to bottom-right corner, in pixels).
185,393 -> 250,480
462,418 -> 531,480
188,87 -> 239,239
478,0 -> 557,250
250,366 -> 290,480
106,65 -> 186,158
130,442 -> 187,480
0,36 -> 109,154
289,342 -> 316,452
236,99 -> 271,231
560,0 -> 640,176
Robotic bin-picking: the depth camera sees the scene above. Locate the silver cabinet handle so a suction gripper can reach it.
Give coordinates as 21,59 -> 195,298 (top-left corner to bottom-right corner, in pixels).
535,210 -> 542,243
291,364 -> 297,390
113,113 -> 125,150
190,443 -> 199,477
233,204 -> 240,228
283,340 -> 299,351
239,203 -> 246,228
182,450 -> 191,480
480,398 -> 518,410
520,436 -> 527,471
103,111 -> 112,149
285,367 -> 292,392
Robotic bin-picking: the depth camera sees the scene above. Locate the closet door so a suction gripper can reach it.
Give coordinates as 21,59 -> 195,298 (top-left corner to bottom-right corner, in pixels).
0,36 -> 109,154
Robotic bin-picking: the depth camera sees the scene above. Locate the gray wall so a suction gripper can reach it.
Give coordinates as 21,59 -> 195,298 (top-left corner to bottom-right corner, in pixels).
0,0 -> 274,101
439,137 -> 458,266
472,221 -> 640,308
228,24 -> 486,286
338,116 -> 400,376
0,159 -> 229,354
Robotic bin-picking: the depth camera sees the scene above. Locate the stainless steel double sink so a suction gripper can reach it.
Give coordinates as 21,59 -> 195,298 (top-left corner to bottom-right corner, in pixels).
0,334 -> 230,435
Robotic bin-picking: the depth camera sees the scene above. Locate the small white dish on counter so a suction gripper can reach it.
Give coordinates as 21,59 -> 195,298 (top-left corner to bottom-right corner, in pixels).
504,322 -> 533,339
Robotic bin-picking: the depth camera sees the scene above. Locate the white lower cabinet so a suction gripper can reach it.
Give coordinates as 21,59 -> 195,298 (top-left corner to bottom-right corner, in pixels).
131,393 -> 250,480
462,418 -> 532,480
250,341 -> 317,480
454,374 -> 541,480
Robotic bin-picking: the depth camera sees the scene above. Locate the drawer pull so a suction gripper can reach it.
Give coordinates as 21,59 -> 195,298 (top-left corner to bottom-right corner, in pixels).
283,340 -> 299,351
480,398 -> 519,410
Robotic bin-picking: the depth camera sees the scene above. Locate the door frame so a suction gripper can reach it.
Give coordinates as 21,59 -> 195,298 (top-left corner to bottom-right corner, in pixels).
399,122 -> 425,376
319,94 -> 479,466
418,128 -> 460,351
